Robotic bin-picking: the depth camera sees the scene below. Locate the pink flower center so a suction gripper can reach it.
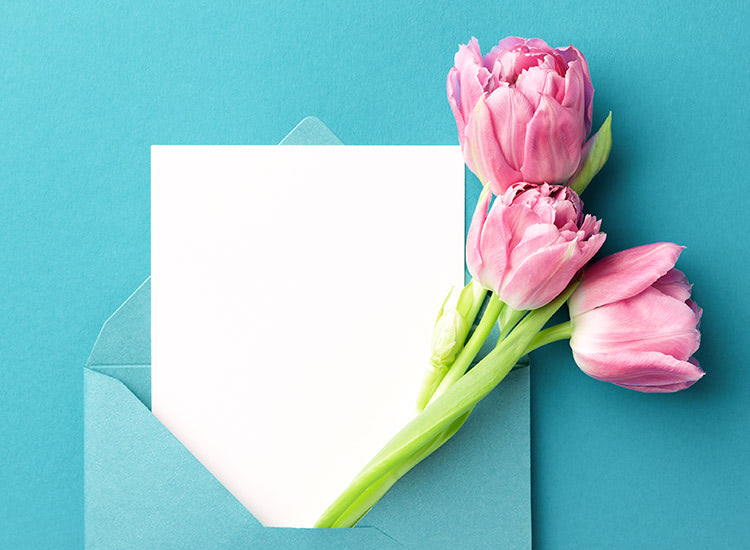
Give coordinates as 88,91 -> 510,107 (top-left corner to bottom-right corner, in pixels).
487,45 -> 568,89
507,183 -> 583,229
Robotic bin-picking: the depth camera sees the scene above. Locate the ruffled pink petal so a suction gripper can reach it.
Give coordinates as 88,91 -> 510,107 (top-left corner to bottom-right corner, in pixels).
502,202 -> 547,250
519,231 -> 605,307
495,47 -> 546,83
500,231 -> 604,310
686,299 -> 703,323
561,58 -> 588,138
447,67 -> 467,146
568,243 -> 685,316
492,36 -> 528,54
498,240 -> 573,309
557,45 -> 593,134
508,222 -> 564,267
515,64 -> 566,108
520,96 -> 583,184
475,196 -> 530,292
570,287 -> 701,361
447,68 -> 464,137
525,37 -> 555,54
552,195 -> 582,227
448,38 -> 493,148
485,85 -> 535,171
454,38 -> 490,115
466,190 -> 492,285
578,214 -> 601,237
571,349 -> 704,392
465,94 -> 524,193
652,268 -> 692,302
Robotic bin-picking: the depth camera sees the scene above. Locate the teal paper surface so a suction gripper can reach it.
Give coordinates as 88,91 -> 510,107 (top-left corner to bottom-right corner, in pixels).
83,118 -> 531,548
2,4 -> 748,548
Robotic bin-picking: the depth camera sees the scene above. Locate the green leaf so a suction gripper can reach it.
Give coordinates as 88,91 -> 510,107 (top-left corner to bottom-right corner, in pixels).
568,112 -> 613,195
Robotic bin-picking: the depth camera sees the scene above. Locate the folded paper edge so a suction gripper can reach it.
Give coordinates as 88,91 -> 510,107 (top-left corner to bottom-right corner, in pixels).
86,277 -> 151,367
279,116 -> 343,145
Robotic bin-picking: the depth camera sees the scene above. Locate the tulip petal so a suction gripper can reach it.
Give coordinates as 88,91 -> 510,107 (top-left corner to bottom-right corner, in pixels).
520,96 -> 583,184
570,287 -> 701,361
508,222 -> 563,266
475,196 -> 533,292
447,67 -> 466,145
501,231 -> 604,310
652,268 -> 692,302
492,36 -> 528,53
561,59 -> 588,138
558,45 -> 593,134
447,38 -> 495,149
516,64 -> 566,108
571,349 -> 704,392
466,190 -> 492,284
485,86 -> 535,171
454,38 -> 490,115
686,299 -> 703,323
620,358 -> 702,392
465,94 -> 524,192
569,243 -> 685,316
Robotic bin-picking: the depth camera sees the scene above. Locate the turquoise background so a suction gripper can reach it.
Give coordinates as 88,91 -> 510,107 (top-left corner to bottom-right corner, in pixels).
1,1 -> 747,548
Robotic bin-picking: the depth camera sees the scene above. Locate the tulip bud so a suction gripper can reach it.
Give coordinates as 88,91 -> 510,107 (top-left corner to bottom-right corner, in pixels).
568,243 -> 704,392
416,280 -> 486,410
431,307 -> 469,366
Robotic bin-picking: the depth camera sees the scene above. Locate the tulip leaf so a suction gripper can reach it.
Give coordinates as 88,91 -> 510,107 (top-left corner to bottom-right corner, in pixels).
568,112 -> 612,195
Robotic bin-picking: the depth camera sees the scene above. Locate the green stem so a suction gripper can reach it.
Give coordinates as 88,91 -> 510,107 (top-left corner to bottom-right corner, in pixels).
465,282 -> 488,328
496,308 -> 527,342
314,280 -> 579,528
524,321 -> 572,354
426,294 -> 504,407
331,409 -> 472,528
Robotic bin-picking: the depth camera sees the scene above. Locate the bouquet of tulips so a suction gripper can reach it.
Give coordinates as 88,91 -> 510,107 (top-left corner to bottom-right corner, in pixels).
315,37 -> 703,528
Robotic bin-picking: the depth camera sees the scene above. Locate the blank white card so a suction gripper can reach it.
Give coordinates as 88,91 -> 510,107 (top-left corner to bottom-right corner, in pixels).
151,145 -> 465,527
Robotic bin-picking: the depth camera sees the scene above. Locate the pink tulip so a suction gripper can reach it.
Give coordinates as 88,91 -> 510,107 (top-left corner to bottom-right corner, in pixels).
467,183 -> 605,310
447,37 -> 594,194
568,243 -> 704,393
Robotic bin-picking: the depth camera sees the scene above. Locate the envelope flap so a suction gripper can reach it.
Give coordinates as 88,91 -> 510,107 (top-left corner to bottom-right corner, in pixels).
84,367 -> 262,545
87,278 -> 151,367
86,368 -> 401,548
280,116 -> 343,145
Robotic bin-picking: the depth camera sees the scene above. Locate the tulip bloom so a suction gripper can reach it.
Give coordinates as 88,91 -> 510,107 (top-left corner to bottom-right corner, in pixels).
467,183 -> 605,310
568,243 -> 704,392
448,37 -> 593,194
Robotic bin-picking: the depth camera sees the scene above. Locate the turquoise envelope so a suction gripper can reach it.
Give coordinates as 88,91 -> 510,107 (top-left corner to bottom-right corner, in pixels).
84,118 -> 531,549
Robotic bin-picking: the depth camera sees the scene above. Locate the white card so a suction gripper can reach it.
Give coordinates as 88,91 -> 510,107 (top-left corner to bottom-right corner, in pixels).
151,145 -> 465,527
